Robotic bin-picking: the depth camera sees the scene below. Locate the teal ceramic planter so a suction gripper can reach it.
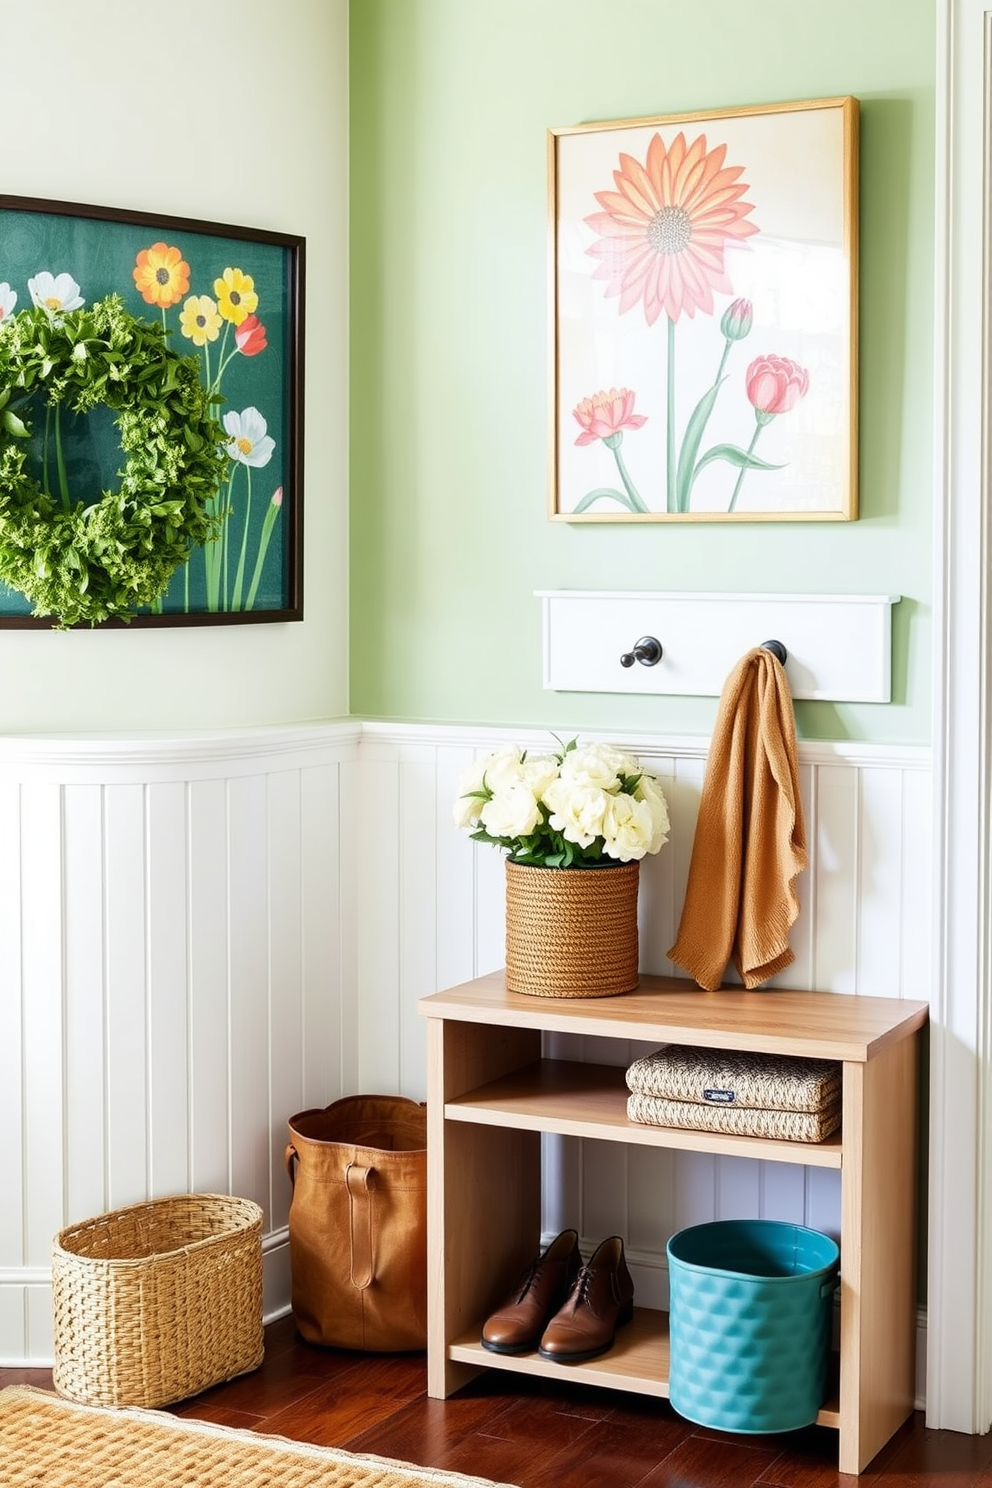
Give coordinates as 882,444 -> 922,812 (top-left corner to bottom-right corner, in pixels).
667,1219 -> 840,1434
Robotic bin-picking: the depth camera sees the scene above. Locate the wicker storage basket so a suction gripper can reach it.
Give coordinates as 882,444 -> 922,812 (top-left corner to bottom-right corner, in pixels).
52,1193 -> 264,1408
505,858 -> 640,998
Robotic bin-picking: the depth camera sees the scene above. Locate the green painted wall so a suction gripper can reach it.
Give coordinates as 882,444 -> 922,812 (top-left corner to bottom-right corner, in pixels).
350,0 -> 935,742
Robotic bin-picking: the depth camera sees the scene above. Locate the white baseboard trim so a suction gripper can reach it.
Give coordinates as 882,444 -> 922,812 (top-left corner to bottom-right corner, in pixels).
916,1305 -> 927,1411
265,1302 -> 294,1327
0,1226 -> 295,1370
0,1258 -> 931,1415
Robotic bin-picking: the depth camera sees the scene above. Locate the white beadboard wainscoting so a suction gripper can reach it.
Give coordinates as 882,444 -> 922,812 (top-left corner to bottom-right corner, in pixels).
0,720 -> 931,1393
0,723 -> 361,1365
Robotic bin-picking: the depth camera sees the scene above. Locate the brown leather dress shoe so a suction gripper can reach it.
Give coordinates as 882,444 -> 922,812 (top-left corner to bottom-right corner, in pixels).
537,1235 -> 634,1363
481,1229 -> 582,1354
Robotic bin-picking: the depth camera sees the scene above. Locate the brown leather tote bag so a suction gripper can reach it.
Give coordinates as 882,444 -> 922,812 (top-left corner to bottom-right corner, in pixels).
284,1095 -> 427,1351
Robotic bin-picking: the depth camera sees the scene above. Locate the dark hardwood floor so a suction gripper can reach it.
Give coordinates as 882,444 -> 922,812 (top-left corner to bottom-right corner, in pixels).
3,1314 -> 992,1487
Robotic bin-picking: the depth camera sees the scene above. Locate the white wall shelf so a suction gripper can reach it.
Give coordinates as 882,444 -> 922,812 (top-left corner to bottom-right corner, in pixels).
538,590 -> 900,703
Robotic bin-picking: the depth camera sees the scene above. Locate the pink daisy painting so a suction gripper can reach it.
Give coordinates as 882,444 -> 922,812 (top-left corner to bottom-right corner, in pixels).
584,131 -> 759,326
550,99 -> 858,521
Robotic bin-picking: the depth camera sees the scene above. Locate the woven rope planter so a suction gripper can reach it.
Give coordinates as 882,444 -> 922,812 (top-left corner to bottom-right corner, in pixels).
52,1193 -> 264,1408
504,858 -> 640,997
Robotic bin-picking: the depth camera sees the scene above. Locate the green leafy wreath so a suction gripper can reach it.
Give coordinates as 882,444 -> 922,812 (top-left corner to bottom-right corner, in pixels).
0,294 -> 227,626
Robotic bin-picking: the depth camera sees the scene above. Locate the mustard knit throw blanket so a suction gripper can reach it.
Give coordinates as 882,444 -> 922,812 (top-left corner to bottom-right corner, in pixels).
668,647 -> 808,991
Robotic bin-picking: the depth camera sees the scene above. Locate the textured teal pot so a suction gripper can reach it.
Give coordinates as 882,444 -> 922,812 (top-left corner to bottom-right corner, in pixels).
667,1219 -> 840,1434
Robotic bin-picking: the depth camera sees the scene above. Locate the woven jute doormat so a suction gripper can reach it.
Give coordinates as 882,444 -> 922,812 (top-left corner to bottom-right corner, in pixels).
0,1386 -> 518,1488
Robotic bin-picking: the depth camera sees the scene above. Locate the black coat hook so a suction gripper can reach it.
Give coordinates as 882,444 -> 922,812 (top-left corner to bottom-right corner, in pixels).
620,636 -> 663,668
761,639 -> 788,664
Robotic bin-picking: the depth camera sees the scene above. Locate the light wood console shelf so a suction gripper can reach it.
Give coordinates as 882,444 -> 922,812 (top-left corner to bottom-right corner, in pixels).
419,971 -> 928,1475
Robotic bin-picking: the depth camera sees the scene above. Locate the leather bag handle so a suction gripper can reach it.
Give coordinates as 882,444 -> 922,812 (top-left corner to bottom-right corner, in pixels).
284,1143 -> 298,1186
346,1162 -> 376,1289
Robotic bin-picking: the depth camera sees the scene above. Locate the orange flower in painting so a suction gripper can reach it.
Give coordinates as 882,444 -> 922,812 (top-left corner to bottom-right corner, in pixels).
132,242 -> 190,308
585,132 -> 759,325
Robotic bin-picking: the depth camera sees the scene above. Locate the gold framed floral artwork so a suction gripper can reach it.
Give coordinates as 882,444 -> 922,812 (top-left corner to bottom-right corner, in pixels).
0,196 -> 304,625
548,97 -> 859,522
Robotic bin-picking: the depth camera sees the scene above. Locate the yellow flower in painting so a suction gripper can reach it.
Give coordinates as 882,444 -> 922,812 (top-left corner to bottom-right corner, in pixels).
214,266 -> 258,326
132,242 -> 190,308
179,294 -> 222,347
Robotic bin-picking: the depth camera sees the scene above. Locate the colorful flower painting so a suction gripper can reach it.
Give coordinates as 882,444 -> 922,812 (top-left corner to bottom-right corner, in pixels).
0,196 -> 303,624
550,98 -> 858,520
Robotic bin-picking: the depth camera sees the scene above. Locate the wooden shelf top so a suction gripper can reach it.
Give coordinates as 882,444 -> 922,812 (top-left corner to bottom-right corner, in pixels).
419,971 -> 928,1063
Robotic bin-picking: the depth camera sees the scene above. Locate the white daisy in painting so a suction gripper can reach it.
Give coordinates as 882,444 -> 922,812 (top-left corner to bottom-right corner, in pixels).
223,407 -> 275,468
0,282 -> 17,324
27,270 -> 84,316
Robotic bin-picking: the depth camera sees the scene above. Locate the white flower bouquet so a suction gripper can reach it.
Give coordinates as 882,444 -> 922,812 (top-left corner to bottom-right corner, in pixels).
453,737 -> 670,868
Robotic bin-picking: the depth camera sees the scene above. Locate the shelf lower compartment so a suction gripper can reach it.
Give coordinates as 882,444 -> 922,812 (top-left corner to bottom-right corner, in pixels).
444,1059 -> 844,1168
448,1306 -> 841,1428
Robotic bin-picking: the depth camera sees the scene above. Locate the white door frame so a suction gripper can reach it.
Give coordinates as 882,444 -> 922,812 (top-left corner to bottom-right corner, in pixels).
929,0 -> 992,1434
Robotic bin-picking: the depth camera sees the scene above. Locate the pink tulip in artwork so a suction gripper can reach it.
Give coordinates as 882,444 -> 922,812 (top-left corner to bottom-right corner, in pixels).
727,354 -> 810,513
570,387 -> 649,513
745,354 -> 810,418
572,387 -> 647,446
720,297 -> 753,342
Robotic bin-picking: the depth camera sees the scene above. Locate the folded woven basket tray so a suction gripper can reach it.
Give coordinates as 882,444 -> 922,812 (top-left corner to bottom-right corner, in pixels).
626,1045 -> 842,1143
